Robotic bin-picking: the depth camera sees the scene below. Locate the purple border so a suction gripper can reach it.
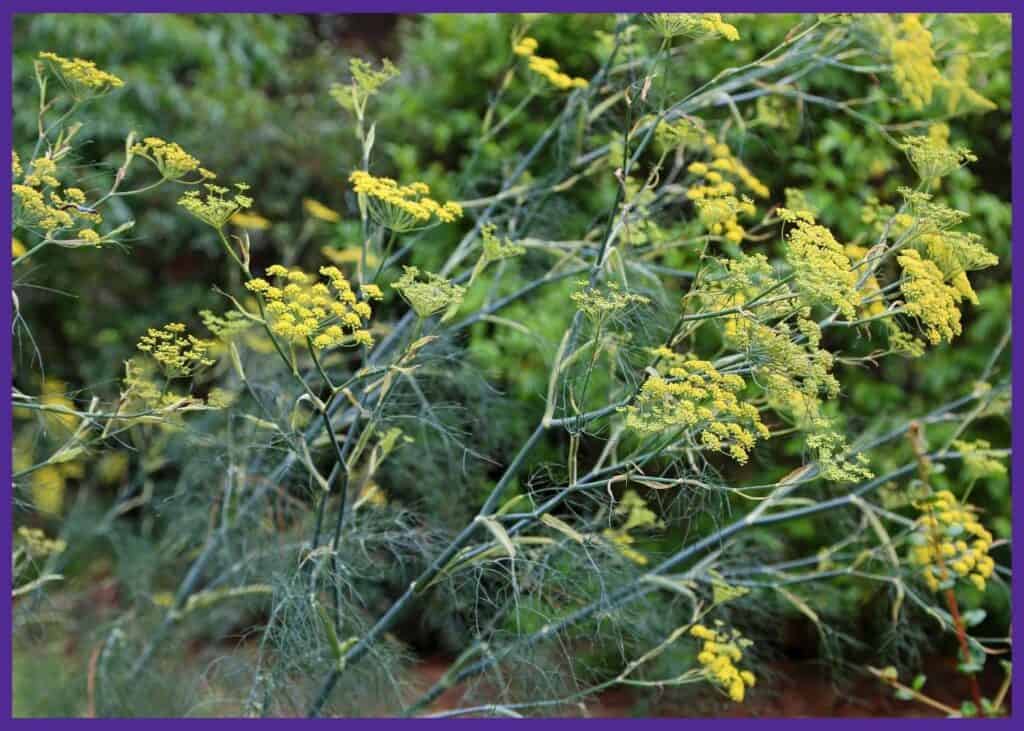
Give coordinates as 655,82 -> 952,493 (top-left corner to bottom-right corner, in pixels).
1,1 -> 1018,725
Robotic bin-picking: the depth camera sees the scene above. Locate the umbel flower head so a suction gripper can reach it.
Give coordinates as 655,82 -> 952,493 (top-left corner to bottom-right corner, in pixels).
646,13 -> 740,42
349,171 -> 463,232
136,322 -> 216,378
179,183 -> 253,230
331,57 -> 400,114
245,264 -> 378,349
624,348 -> 769,464
37,51 -> 124,98
571,280 -> 650,321
908,489 -> 995,592
901,134 -> 977,182
783,216 -> 858,320
131,137 -> 214,182
897,249 -> 966,345
690,622 -> 756,702
873,14 -> 941,111
391,266 -> 465,319
512,36 -> 588,91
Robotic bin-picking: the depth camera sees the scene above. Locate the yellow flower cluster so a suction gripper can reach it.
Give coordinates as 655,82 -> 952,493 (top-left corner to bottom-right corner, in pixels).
646,13 -> 740,42
38,51 -> 124,96
784,218 -> 858,320
131,137 -> 213,181
701,254 -> 795,341
571,280 -> 649,320
952,439 -> 1007,482
391,265 -> 466,319
901,134 -> 976,182
137,322 -> 217,378
942,47 -> 998,114
624,348 -> 769,464
844,244 -> 886,319
12,152 -> 103,238
734,318 -> 841,430
17,526 -> 67,559
13,183 -> 100,236
24,156 -> 60,188
690,623 -> 756,702
876,14 -> 941,111
694,194 -> 755,243
304,198 -> 341,223
513,37 -> 588,91
897,249 -> 965,345
331,57 -> 400,113
244,264 -> 377,349
908,490 -> 995,592
230,211 -> 271,230
178,183 -> 253,230
601,490 -> 662,566
687,142 -> 770,199
200,309 -> 253,342
349,170 -> 463,232
685,137 -> 769,242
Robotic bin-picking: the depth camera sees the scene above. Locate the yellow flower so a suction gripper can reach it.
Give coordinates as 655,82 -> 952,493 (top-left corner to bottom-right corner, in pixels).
131,137 -> 209,181
245,264 -> 377,351
391,265 -> 465,319
12,237 -> 26,258
690,622 -> 756,702
303,198 -> 341,223
349,171 -> 462,232
179,182 -> 253,230
647,13 -> 740,41
136,322 -> 216,378
624,349 -> 769,464
230,211 -> 271,230
38,51 -> 123,97
908,490 -> 994,593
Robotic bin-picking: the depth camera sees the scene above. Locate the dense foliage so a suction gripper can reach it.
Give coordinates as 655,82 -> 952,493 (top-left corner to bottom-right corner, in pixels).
11,13 -> 1012,718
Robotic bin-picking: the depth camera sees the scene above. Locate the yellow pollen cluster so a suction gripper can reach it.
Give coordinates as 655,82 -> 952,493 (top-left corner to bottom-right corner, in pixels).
38,51 -> 124,96
512,37 -> 588,91
909,490 -> 995,592
646,13 -> 740,42
132,137 -> 212,181
136,322 -> 216,378
349,170 -> 462,232
244,264 -> 376,349
690,623 -> 756,702
178,183 -> 253,230
624,348 -> 769,463
784,218 -> 858,320
13,151 -> 23,178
